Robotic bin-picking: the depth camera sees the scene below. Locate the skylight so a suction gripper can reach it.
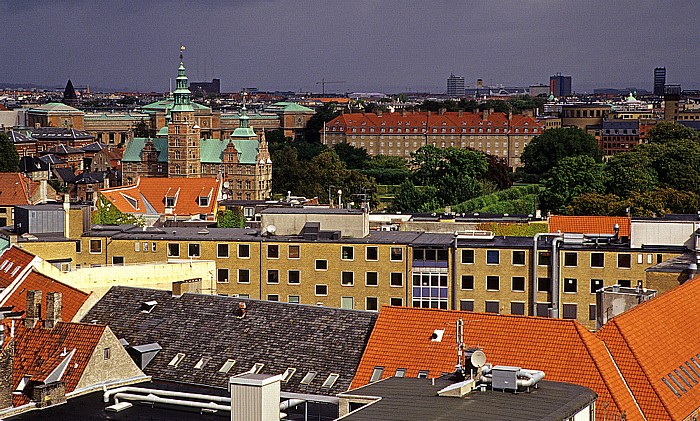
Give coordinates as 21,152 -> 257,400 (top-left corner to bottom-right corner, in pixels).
4,262 -> 12,273
300,371 -> 317,385
321,373 -> 339,388
168,353 -> 185,367
370,367 -> 384,383
282,368 -> 296,383
194,357 -> 211,370
249,363 -> 264,374
218,359 -> 236,373
395,368 -> 406,378
417,370 -> 429,379
0,260 -> 8,271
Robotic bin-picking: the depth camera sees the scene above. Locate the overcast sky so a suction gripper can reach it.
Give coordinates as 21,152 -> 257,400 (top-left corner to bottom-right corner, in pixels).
1,0 -> 698,94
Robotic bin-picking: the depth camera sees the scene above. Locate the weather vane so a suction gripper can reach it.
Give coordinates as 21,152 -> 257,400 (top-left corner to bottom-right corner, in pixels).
179,43 -> 186,61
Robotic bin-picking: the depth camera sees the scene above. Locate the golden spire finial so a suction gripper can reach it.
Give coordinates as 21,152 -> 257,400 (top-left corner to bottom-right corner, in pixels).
179,43 -> 186,62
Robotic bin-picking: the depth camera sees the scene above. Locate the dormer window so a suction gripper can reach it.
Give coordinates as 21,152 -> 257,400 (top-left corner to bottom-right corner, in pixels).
141,300 -> 157,313
198,196 -> 209,207
165,196 -> 176,208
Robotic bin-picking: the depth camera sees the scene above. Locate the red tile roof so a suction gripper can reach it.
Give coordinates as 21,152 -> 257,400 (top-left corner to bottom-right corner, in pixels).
1,270 -> 90,322
549,215 -> 631,238
99,176 -> 221,218
597,275 -> 700,420
351,307 -> 644,420
12,321 -> 106,405
0,173 -> 33,206
0,246 -> 39,289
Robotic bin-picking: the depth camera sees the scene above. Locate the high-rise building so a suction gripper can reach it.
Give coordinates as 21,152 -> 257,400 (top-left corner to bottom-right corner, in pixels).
654,67 -> 666,96
447,73 -> 465,97
549,73 -> 572,97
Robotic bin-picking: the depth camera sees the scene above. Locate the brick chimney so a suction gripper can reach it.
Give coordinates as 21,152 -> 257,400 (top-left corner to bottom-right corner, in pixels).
44,292 -> 62,329
482,108 -> 490,120
25,290 -> 41,329
376,109 -> 382,117
438,108 -> 446,116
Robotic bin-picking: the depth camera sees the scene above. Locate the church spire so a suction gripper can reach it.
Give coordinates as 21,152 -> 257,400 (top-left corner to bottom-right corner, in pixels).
172,44 -> 193,112
239,90 -> 249,129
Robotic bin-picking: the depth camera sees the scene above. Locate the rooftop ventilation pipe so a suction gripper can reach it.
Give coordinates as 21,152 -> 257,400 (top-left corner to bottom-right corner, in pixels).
479,364 -> 545,390
235,302 -> 247,319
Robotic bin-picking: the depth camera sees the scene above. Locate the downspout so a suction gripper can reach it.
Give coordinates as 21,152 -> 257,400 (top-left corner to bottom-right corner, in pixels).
531,233 -> 562,316
405,244 -> 410,306
451,234 -> 458,310
259,238 -> 263,300
551,237 -> 563,319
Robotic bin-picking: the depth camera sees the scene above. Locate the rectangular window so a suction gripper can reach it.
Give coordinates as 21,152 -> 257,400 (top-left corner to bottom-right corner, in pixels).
267,244 -> 279,259
267,294 -> 279,301
75,241 -> 81,253
315,259 -> 328,270
143,242 -> 148,252
486,276 -> 500,291
152,242 -> 157,252
511,302 -> 525,315
511,276 -> 525,292
460,300 -> 474,311
219,359 -> 236,373
390,247 -> 403,261
417,370 -> 429,379
366,246 -> 378,261
238,269 -> 250,284
89,239 -> 102,254
288,245 -> 300,259
217,268 -> 229,283
188,243 -> 200,258
461,275 -> 474,290
537,277 -> 551,292
341,296 -> 354,309
217,244 -> 229,258
564,252 -> 578,267
589,304 -> 597,321
538,251 -> 551,266
618,279 -> 631,287
395,368 -> 406,377
135,242 -> 140,252
104,347 -> 111,360
536,303 -> 549,317
512,250 -> 525,265
315,284 -> 328,296
238,244 -> 250,258
390,297 -> 403,306
288,295 -> 300,304
390,272 -> 403,287
112,256 -> 124,266
341,246 -> 354,260
564,278 -> 577,293
167,243 -> 180,257
618,254 -> 631,269
590,279 -> 603,293
288,270 -> 300,284
365,272 -> 378,286
370,367 -> 384,382
563,304 -> 577,319
322,373 -> 340,388
267,269 -> 279,284
366,297 -> 379,311
486,250 -> 499,265
485,301 -> 499,314
462,250 -> 475,264
341,271 -> 354,286
591,253 -> 605,268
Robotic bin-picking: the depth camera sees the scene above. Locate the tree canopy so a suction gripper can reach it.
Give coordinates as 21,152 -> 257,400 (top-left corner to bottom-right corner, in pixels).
0,132 -> 20,172
521,127 -> 603,179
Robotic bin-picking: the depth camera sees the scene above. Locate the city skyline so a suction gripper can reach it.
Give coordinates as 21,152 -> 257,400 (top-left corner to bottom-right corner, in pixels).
1,0 -> 699,94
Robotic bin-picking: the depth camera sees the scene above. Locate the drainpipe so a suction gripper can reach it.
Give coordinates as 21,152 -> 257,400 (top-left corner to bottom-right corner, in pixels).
405,244 -> 410,307
531,233 -> 562,316
550,237 -> 563,319
259,238 -> 263,300
451,234 -> 458,310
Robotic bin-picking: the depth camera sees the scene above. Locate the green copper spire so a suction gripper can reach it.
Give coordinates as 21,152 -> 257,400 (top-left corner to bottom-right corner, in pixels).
172,44 -> 194,112
239,91 -> 249,129
232,91 -> 256,138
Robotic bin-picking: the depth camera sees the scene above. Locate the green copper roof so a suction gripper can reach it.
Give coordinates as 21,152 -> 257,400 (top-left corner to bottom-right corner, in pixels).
231,127 -> 257,138
265,101 -> 315,113
156,125 -> 168,137
122,137 -> 169,163
84,113 -> 149,121
29,102 -> 83,115
141,98 -> 211,112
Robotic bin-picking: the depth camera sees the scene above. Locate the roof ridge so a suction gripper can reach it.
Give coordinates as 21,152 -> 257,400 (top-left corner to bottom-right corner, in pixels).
605,276 -> 699,323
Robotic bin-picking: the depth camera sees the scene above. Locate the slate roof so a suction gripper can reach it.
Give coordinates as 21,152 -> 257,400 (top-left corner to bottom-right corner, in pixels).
596,275 -> 700,420
549,215 -> 631,238
27,102 -> 83,115
44,144 -> 84,155
99,177 -> 221,217
6,130 -> 34,144
53,167 -> 77,183
19,156 -> 49,173
12,322 -> 106,405
82,286 -> 378,397
80,142 -> 108,152
72,171 -> 105,185
351,306 -> 644,420
30,127 -> 93,140
0,173 -> 32,206
339,377 -> 597,421
40,154 -> 67,165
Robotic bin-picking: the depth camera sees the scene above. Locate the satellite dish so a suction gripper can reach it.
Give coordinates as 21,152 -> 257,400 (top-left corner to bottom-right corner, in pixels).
223,181 -> 230,188
266,224 -> 277,234
466,349 -> 487,369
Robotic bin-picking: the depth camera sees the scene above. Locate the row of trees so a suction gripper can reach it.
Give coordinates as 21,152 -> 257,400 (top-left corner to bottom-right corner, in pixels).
525,123 -> 700,216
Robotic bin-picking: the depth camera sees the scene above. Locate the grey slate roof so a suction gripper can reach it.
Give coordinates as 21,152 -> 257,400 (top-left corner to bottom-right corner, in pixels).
82,286 -> 378,397
30,127 -> 94,141
339,377 -> 597,421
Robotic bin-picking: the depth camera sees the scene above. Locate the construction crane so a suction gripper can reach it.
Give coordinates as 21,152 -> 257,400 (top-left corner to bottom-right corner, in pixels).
316,79 -> 346,96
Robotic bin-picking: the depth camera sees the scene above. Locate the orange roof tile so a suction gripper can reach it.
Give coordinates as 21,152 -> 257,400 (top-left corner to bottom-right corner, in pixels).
0,269 -> 90,322
352,307 -> 644,420
0,246 -> 38,288
597,275 -> 700,420
99,176 -> 221,217
12,321 -> 106,404
0,173 -> 33,206
549,216 -> 631,238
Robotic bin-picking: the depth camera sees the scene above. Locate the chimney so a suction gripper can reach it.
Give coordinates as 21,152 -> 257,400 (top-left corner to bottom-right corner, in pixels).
63,194 -> 70,239
376,109 -> 382,117
401,109 -> 407,117
508,109 -> 513,121
229,374 -> 283,421
44,292 -> 62,329
39,180 -> 48,204
482,108 -> 490,120
25,290 -> 42,328
458,110 -> 463,117
439,108 -> 446,116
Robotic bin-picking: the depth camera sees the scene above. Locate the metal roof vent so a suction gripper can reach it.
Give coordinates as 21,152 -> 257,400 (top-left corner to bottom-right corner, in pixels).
430,329 -> 445,342
140,300 -> 157,313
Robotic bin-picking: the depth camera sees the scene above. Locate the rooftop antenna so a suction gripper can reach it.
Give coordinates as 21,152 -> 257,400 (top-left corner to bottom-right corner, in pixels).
456,318 -> 464,369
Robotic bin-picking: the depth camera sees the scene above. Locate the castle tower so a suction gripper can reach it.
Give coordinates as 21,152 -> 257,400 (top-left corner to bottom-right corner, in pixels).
168,45 -> 201,178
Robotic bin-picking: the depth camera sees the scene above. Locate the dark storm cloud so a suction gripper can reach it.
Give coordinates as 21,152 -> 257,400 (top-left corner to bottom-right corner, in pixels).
1,0 -> 698,93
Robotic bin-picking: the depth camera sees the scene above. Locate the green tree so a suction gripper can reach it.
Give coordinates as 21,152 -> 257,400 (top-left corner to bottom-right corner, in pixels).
483,154 -> 512,190
604,151 -> 658,198
568,193 -> 625,216
216,208 -> 245,228
540,156 -> 607,214
646,121 -> 699,143
333,142 -> 370,169
391,180 -> 440,212
0,132 -> 20,172
132,119 -> 150,138
303,104 -> 339,143
271,145 -> 306,195
521,127 -> 602,179
652,139 -> 700,194
93,195 -> 143,225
